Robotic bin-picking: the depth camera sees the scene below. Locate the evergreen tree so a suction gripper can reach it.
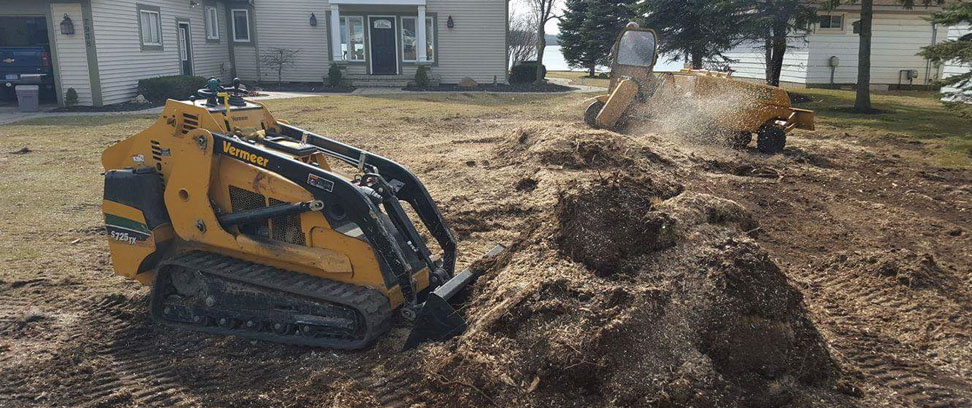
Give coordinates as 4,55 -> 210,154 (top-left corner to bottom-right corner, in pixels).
919,1 -> 972,101
558,0 -> 637,76
635,0 -> 751,69
738,0 -> 817,86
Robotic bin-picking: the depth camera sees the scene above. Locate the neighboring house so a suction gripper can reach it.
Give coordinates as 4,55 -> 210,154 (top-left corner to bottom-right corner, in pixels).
0,0 -> 508,107
940,23 -> 971,101
723,0 -> 947,89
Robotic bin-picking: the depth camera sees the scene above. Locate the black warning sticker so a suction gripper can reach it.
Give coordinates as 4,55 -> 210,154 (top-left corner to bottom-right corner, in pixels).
307,173 -> 335,192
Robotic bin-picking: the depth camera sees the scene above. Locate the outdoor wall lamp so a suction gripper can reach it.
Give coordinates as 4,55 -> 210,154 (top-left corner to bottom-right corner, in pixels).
310,12 -> 318,26
447,16 -> 454,28
189,1 -> 199,8
59,14 -> 75,35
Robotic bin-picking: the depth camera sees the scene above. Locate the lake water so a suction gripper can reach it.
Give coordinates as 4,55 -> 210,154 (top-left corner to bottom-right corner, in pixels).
543,45 -> 684,73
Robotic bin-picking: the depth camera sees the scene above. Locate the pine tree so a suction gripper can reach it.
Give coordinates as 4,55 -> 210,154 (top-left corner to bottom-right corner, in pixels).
919,1 -> 972,101
635,0 -> 750,69
558,0 -> 636,76
739,0 -> 817,86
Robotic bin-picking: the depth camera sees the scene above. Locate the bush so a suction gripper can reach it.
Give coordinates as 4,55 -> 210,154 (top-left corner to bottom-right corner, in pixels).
137,75 -> 207,103
64,88 -> 78,106
414,65 -> 431,88
326,64 -> 343,87
509,61 -> 546,84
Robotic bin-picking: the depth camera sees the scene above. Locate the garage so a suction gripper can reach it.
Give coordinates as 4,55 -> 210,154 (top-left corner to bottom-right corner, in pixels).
0,13 -> 56,104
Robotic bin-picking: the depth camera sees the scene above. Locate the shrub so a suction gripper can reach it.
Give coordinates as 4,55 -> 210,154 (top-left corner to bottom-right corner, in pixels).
509,61 -> 546,84
64,88 -> 78,106
414,65 -> 431,88
326,64 -> 343,87
137,75 -> 207,103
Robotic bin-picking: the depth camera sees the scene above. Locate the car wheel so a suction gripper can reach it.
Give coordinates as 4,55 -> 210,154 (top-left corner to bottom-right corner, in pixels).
584,100 -> 605,128
756,125 -> 786,154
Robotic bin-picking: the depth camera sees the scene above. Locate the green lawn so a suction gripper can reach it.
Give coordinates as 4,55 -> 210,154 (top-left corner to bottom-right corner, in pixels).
547,71 -> 611,88
790,88 -> 972,168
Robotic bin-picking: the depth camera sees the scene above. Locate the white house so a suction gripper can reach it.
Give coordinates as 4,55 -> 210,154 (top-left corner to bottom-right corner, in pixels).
1,0 -> 508,107
724,0 -> 948,89
940,23 -> 970,101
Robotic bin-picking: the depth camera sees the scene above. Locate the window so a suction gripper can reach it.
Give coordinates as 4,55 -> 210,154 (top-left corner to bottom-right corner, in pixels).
205,6 -> 219,40
819,15 -> 843,31
617,30 -> 656,67
232,9 -> 250,42
139,9 -> 162,47
340,16 -> 365,61
401,16 -> 434,62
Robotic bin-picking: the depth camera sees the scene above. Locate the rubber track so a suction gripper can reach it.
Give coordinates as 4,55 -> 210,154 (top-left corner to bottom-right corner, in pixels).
155,251 -> 392,349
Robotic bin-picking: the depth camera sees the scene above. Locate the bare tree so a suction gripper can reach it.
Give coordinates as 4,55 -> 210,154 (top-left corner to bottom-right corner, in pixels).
508,13 -> 538,66
526,0 -> 560,84
261,48 -> 300,85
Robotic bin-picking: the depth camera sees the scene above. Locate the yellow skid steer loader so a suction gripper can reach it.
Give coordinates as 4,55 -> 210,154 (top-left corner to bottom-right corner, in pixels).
101,78 -> 500,350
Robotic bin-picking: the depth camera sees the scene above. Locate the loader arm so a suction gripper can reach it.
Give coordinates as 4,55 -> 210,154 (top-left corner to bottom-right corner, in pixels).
278,124 -> 458,279
210,132 -> 425,305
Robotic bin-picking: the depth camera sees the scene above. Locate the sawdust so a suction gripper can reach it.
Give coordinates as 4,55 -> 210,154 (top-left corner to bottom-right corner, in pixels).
403,128 -> 855,407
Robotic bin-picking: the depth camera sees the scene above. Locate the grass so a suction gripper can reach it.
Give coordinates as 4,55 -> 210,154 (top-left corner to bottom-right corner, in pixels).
0,90 -> 968,280
790,88 -> 972,168
546,71 -> 611,88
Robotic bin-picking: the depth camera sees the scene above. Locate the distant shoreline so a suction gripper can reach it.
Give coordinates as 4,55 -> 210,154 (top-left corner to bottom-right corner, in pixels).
542,45 -> 685,73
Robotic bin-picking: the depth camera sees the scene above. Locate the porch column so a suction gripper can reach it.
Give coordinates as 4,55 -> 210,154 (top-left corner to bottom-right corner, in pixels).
330,4 -> 343,62
416,5 -> 427,62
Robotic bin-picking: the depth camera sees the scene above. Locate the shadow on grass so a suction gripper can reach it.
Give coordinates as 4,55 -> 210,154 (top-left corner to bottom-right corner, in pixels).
792,89 -> 971,142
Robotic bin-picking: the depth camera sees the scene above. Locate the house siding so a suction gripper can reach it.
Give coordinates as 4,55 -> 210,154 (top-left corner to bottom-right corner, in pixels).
941,23 -> 970,100
238,0 -> 506,84
50,2 -> 93,105
724,11 -> 942,87
806,12 -> 941,86
250,0 -> 329,82
233,46 -> 259,81
722,35 -> 811,85
425,0 -> 506,84
192,2 -> 232,81
89,0 -> 230,105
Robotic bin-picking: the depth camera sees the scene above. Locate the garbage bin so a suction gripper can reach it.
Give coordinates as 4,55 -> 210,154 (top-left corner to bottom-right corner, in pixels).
16,85 -> 40,112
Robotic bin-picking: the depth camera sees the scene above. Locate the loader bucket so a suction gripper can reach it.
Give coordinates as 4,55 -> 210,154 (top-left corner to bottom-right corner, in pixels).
402,244 -> 505,350
402,293 -> 466,350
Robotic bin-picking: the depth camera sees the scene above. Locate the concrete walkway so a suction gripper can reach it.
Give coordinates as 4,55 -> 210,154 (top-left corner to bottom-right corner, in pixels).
1,81 -> 602,125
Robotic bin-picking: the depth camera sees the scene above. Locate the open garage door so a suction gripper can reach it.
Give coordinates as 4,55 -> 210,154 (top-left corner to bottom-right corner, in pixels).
0,16 -> 55,103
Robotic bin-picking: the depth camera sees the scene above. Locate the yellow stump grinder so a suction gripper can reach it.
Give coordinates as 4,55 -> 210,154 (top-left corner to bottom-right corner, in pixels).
585,23 -> 815,154
101,79 -> 498,350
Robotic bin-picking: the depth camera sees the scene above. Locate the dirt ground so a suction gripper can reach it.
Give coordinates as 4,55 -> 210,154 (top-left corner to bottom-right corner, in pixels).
0,91 -> 970,407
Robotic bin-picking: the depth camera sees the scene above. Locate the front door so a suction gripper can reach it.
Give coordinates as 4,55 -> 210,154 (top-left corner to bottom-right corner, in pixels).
178,22 -> 192,75
369,16 -> 397,75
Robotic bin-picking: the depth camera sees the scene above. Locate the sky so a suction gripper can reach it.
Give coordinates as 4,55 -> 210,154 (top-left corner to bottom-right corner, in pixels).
509,0 -> 567,35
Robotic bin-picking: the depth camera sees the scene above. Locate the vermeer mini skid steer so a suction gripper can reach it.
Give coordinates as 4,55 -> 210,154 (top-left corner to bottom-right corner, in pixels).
585,23 -> 815,154
101,79 -> 499,350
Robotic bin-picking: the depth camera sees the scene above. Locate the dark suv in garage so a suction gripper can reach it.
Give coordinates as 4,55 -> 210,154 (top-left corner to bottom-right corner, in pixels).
0,16 -> 55,102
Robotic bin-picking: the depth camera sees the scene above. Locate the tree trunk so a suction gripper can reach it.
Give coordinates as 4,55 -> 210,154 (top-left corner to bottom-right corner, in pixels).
855,0 -> 874,112
589,64 -> 595,77
768,22 -> 788,87
535,26 -> 546,85
765,37 -> 774,84
691,51 -> 703,69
